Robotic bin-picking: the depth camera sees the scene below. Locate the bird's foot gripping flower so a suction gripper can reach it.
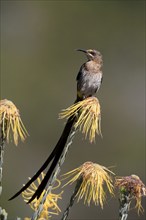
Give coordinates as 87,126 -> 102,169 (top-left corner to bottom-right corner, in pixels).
59,97 -> 102,143
22,173 -> 63,219
0,99 -> 28,145
115,175 -> 146,215
62,161 -> 114,208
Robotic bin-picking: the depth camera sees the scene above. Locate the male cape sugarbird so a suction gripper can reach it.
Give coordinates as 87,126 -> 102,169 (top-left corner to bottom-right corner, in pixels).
9,49 -> 103,203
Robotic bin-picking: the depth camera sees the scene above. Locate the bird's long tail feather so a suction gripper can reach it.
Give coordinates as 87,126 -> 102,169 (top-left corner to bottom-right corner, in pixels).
9,115 -> 76,202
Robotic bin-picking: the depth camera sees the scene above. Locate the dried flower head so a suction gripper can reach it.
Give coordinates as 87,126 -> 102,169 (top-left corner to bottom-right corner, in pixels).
59,97 -> 101,143
115,175 -> 146,214
0,99 -> 28,145
22,173 -> 63,219
63,162 -> 114,208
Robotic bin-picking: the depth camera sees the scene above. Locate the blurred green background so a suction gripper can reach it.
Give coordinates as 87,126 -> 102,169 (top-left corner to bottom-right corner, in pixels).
0,0 -> 145,219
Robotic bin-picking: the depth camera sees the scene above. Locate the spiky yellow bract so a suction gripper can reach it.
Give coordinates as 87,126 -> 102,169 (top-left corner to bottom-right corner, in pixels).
0,99 -> 28,145
115,175 -> 146,215
22,173 -> 63,219
62,162 -> 114,208
59,97 -> 101,143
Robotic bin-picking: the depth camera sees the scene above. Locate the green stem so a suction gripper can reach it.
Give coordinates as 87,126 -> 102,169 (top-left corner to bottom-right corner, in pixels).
0,121 -> 6,196
119,191 -> 131,220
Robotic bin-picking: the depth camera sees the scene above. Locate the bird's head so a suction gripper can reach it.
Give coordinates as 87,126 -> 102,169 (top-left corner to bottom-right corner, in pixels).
76,49 -> 102,63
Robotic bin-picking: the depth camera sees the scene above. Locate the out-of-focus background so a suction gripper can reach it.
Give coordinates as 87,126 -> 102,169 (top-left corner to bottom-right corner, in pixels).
0,0 -> 145,219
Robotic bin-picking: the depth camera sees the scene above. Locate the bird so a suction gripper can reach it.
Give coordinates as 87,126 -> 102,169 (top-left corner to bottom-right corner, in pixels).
76,49 -> 103,101
9,49 -> 103,203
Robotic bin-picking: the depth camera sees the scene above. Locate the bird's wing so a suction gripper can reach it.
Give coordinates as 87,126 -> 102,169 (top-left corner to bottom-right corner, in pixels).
76,63 -> 86,81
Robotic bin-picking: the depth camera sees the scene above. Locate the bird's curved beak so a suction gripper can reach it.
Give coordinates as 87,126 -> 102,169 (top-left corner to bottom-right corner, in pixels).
76,49 -> 87,53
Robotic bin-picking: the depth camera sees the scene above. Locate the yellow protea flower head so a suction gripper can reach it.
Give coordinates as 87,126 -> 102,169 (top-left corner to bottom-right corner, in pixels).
0,99 -> 28,145
59,97 -> 101,143
22,173 -> 63,219
62,162 -> 114,208
115,175 -> 146,215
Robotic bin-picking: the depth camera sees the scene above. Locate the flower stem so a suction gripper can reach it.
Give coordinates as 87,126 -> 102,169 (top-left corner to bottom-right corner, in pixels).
0,121 -> 6,196
61,176 -> 83,220
31,124 -> 77,220
119,191 -> 131,220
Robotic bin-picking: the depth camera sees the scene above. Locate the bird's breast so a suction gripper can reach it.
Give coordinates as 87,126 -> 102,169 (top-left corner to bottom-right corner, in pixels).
77,69 -> 102,98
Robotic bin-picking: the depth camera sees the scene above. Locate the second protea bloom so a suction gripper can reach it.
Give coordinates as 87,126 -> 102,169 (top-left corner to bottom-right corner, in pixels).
62,161 -> 114,208
0,99 -> 28,145
59,97 -> 101,142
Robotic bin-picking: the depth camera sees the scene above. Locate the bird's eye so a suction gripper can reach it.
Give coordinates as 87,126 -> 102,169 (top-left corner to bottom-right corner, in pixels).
90,51 -> 95,56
